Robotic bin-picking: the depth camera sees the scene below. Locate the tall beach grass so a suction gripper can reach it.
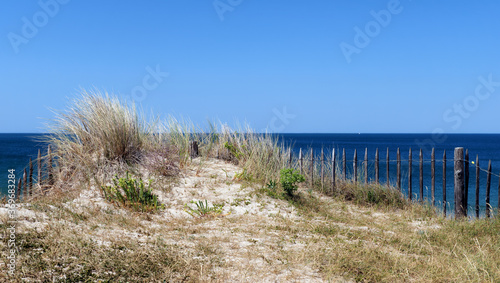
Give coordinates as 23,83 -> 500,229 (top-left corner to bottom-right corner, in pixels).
37,89 -> 414,212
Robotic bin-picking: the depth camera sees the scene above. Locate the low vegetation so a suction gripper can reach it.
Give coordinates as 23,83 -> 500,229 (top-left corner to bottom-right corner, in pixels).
1,89 -> 499,282
279,168 -> 306,197
101,172 -> 164,212
184,200 -> 224,218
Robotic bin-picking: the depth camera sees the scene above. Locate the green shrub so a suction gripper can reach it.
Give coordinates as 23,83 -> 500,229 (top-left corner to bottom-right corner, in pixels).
280,168 -> 305,196
101,172 -> 164,212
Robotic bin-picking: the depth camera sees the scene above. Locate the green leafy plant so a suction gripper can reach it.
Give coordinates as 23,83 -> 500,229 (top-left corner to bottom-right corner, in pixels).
101,172 -> 164,212
184,200 -> 224,218
266,180 -> 277,190
280,168 -> 305,196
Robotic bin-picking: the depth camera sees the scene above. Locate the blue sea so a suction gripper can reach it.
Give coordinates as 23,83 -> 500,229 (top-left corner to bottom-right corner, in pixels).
1,133 -> 499,216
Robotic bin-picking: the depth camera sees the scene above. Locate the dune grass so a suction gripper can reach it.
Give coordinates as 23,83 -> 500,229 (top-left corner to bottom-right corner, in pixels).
46,89 -> 150,162
33,89 -> 423,214
39,89 -> 294,190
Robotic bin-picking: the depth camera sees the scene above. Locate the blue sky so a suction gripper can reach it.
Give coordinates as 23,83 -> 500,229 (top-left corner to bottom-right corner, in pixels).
1,0 -> 500,133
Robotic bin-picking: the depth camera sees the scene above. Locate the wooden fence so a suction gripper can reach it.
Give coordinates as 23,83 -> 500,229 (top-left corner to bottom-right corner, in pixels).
290,146 -> 499,219
14,145 -> 55,199
15,142 -> 500,219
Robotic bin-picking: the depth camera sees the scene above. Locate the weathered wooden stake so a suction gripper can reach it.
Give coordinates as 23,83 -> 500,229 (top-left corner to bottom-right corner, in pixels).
419,149 -> 423,203
17,177 -> 22,200
331,149 -> 336,193
454,147 -> 465,219
321,149 -> 325,190
443,150 -> 447,217
431,148 -> 435,206
464,149 -> 469,216
353,149 -> 358,183
386,148 -> 390,187
475,155 -> 480,218
47,145 -> 53,186
310,149 -> 314,188
58,153 -> 62,175
23,169 -> 27,198
375,148 -> 379,184
190,141 -> 199,158
408,148 -> 412,201
289,150 -> 293,167
342,149 -> 346,181
486,160 -> 492,218
29,157 -> 33,197
299,148 -> 303,175
37,149 -> 42,186
364,148 -> 368,184
397,148 -> 401,190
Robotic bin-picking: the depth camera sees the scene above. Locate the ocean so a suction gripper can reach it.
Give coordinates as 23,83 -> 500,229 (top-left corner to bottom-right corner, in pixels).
0,134 -> 49,197
1,133 -> 499,215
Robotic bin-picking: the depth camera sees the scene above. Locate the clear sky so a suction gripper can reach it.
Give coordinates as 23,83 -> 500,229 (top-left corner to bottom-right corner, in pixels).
1,0 -> 500,133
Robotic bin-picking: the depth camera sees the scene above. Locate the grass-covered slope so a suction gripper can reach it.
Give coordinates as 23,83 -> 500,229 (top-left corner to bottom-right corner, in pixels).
1,90 -> 499,282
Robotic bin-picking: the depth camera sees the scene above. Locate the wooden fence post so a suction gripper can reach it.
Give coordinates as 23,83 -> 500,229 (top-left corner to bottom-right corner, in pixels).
58,153 -> 63,175
364,148 -> 368,184
464,149 -> 469,216
397,148 -> 401,190
454,147 -> 465,219
486,160 -> 492,218
353,149 -> 357,183
375,148 -> 379,184
443,150 -> 447,217
37,149 -> 42,187
17,177 -> 22,200
47,145 -> 53,186
419,149 -> 423,203
475,155 -> 479,218
342,149 -> 346,181
386,148 -> 390,187
431,148 -> 435,206
299,148 -> 303,175
289,150 -> 293,167
331,149 -> 336,193
29,157 -> 33,197
321,149 -> 324,189
310,149 -> 314,188
190,141 -> 199,158
23,169 -> 27,198
408,148 -> 412,201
